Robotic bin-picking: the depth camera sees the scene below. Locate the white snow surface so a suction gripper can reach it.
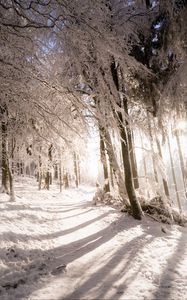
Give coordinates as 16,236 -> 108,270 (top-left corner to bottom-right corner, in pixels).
0,177 -> 187,300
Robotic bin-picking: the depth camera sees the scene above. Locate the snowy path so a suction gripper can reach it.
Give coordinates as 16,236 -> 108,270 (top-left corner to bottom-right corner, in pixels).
0,178 -> 187,300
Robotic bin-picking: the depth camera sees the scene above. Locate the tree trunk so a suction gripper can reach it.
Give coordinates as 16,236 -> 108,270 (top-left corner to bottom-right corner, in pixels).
20,162 -> 24,175
151,117 -> 170,198
99,127 -> 110,193
8,161 -> 15,202
8,137 -> 16,201
11,137 -> 15,175
109,163 -> 114,188
17,161 -> 24,176
118,101 -> 142,220
140,130 -> 150,198
1,105 -> 9,194
54,164 -> 58,180
49,144 -> 53,186
101,126 -> 129,205
45,172 -> 50,190
59,162 -> 62,192
45,144 -> 53,190
77,155 -> 81,185
63,169 -> 69,189
73,152 -> 79,188
155,133 -> 170,198
129,130 -> 139,189
175,131 -> 186,195
147,112 -> 159,185
38,154 -> 42,191
145,0 -> 151,9
110,60 -> 142,219
167,134 -> 182,212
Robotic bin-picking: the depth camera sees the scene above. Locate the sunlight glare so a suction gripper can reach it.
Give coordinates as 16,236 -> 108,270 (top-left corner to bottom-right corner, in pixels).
89,158 -> 99,178
175,120 -> 187,132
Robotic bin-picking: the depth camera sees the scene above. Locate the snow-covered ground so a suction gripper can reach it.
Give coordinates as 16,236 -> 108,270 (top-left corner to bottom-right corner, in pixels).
0,177 -> 187,300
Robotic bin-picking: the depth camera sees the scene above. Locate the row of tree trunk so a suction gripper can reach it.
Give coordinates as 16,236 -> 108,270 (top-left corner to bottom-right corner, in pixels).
96,58 -> 186,220
1,104 -> 15,201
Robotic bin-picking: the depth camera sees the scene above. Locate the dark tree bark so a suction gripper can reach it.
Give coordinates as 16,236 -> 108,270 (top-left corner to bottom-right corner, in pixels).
45,172 -> 50,190
8,136 -> 16,201
38,154 -> 42,191
45,144 -> 53,190
145,0 -> 151,9
118,99 -> 142,220
17,161 -> 24,176
54,164 -> 58,180
1,104 -> 9,194
11,138 -> 15,175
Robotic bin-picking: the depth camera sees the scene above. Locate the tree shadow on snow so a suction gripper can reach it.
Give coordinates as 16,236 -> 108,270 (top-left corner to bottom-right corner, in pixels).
0,211 -> 115,245
0,208 -> 175,300
152,229 -> 187,300
63,234 -> 156,300
0,214 -> 141,299
0,201 -> 93,213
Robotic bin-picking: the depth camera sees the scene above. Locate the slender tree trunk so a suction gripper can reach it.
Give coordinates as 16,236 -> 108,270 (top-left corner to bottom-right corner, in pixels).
26,165 -> 31,176
8,137 -> 16,201
49,173 -> 52,185
59,161 -> 62,192
54,164 -> 58,180
155,134 -> 170,198
77,155 -> 81,185
11,137 -> 15,175
140,131 -> 150,198
63,168 -> 69,189
8,161 -> 15,201
20,162 -> 24,176
147,112 -> 159,185
49,144 -> 53,185
167,134 -> 182,212
109,163 -> 114,188
73,152 -> 79,188
17,161 -> 24,176
38,154 -> 42,191
45,144 -> 53,190
99,127 -> 110,193
129,131 -> 139,189
45,172 -> 50,190
12,161 -> 15,175
1,105 -> 9,194
175,131 -> 186,195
